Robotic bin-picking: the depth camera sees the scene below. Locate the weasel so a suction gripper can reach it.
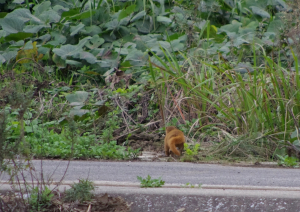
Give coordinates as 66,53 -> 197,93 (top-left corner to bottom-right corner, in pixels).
164,126 -> 185,156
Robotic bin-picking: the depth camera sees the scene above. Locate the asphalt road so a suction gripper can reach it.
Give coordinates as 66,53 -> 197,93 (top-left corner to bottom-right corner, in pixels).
2,160 -> 300,187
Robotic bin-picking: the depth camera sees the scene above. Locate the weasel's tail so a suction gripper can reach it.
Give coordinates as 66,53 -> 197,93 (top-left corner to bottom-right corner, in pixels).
169,137 -> 181,156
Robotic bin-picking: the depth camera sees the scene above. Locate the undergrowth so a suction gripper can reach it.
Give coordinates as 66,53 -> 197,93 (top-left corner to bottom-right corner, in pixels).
64,179 -> 95,203
1,0 -> 300,165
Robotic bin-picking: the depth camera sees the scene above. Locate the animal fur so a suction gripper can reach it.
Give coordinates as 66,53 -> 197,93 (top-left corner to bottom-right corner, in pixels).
164,126 -> 185,156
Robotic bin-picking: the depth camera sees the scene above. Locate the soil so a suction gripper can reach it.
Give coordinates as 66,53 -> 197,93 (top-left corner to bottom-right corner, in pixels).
0,191 -> 131,212
129,140 -> 164,153
117,129 -> 164,154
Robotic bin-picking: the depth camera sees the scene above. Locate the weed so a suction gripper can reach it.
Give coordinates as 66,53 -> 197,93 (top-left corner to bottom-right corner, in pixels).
26,130 -> 127,159
28,186 -> 54,212
64,179 -> 95,202
184,143 -> 200,156
101,106 -> 121,143
181,183 -> 202,188
137,175 -> 165,188
125,147 -> 141,159
277,155 -> 299,168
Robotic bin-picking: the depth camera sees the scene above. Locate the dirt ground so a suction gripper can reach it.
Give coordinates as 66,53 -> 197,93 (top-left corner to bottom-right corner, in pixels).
0,191 -> 131,212
129,140 -> 164,153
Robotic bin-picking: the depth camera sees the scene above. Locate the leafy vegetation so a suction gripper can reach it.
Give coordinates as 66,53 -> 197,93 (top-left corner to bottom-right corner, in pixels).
29,186 -> 54,212
64,179 -> 95,202
137,175 -> 165,188
1,2 -> 300,211
184,143 -> 200,156
1,0 -> 300,164
181,183 -> 202,188
277,155 -> 299,167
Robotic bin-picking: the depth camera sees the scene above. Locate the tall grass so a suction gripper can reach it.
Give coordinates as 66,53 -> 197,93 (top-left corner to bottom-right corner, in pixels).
150,45 -> 300,159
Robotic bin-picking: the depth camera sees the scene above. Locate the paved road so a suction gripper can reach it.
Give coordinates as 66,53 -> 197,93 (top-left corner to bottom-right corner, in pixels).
1,160 -> 300,187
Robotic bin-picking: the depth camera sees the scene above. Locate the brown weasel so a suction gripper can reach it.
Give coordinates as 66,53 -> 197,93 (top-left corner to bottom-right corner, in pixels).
164,126 -> 185,156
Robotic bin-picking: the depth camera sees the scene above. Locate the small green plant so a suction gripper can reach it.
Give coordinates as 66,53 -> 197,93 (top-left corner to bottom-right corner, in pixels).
101,106 -> 121,143
125,147 -> 141,159
184,143 -> 200,156
181,183 -> 202,188
26,130 -> 127,159
277,155 -> 299,168
29,186 -> 54,212
64,179 -> 94,202
137,175 -> 165,188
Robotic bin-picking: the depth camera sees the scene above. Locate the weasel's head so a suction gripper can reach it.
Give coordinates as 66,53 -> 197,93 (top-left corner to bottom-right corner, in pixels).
166,126 -> 177,133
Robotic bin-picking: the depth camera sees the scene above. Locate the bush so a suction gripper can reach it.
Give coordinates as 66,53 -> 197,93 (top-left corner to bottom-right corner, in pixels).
64,179 -> 94,202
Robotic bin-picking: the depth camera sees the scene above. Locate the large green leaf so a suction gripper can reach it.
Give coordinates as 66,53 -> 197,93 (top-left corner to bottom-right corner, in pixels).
48,31 -> 67,46
52,53 -> 66,68
85,35 -> 105,49
157,16 -> 172,24
114,47 -> 129,55
66,91 -> 89,103
124,49 -> 145,60
170,35 -> 187,51
66,59 -> 82,66
61,8 -> 80,18
131,10 -> 146,22
239,21 -> 258,35
0,17 -> 24,33
268,0 -> 291,11
13,0 -> 24,3
80,51 -> 97,64
267,19 -> 283,33
66,10 -> 95,20
5,32 -> 33,41
218,21 -> 242,38
2,51 -> 17,61
85,25 -> 102,36
234,62 -> 254,74
0,54 -> 6,64
69,109 -> 89,117
118,4 -> 136,21
250,6 -> 270,18
136,20 -> 151,33
33,1 -> 51,17
233,37 -> 250,47
105,19 -> 119,31
53,44 -> 82,59
77,37 -> 92,48
70,23 -> 85,36
5,8 -> 33,22
24,25 -> 47,33
38,10 -> 61,23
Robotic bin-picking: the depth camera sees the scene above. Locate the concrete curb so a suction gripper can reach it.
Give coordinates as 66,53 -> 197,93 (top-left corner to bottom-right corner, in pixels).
2,180 -> 300,196
2,180 -> 300,211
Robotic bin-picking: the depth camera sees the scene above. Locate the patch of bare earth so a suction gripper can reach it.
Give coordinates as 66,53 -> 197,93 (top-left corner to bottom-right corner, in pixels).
0,192 -> 131,212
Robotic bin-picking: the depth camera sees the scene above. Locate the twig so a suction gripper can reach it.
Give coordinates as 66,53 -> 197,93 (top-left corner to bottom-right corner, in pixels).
114,96 -> 137,125
12,58 -> 44,77
113,120 -> 161,140
86,204 -> 91,212
287,106 -> 300,134
114,97 -> 130,132
286,141 -> 300,155
166,83 -> 186,123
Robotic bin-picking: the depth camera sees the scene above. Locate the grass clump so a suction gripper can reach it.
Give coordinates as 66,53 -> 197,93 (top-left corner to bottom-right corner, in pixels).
29,186 -> 54,212
137,175 -> 165,188
277,155 -> 299,168
26,129 -> 128,160
64,179 -> 95,202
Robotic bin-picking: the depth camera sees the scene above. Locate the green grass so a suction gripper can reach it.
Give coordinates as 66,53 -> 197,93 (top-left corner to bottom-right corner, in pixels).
25,130 -> 128,160
137,175 -> 165,188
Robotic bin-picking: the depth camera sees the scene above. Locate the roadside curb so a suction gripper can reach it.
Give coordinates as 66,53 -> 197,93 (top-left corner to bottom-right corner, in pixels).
2,180 -> 300,211
2,180 -> 300,196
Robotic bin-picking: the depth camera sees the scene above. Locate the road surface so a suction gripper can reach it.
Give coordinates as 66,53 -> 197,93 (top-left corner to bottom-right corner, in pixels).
1,160 -> 299,187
